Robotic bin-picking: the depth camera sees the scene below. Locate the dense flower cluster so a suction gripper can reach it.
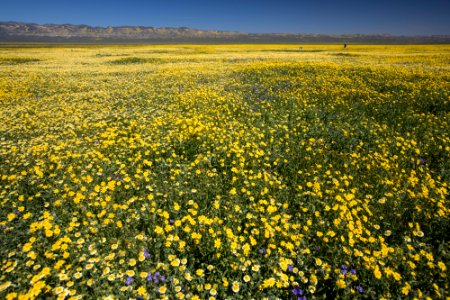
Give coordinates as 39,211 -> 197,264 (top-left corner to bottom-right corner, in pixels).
1,44 -> 449,299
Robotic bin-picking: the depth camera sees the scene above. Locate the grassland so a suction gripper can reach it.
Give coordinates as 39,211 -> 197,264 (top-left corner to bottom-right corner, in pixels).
0,44 -> 449,299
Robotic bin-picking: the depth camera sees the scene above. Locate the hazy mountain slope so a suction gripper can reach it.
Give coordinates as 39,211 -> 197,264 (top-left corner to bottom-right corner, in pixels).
1,22 -> 449,43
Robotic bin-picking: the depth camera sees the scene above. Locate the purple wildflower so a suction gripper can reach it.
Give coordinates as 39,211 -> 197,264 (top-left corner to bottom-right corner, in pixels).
288,264 -> 294,272
313,246 -> 319,251
149,271 -> 163,284
298,297 -> 307,300
144,248 -> 151,259
350,269 -> 357,275
341,264 -> 348,275
169,219 -> 175,224
292,287 -> 303,296
356,285 -> 364,293
126,276 -> 134,285
419,157 -> 427,166
259,247 -> 266,254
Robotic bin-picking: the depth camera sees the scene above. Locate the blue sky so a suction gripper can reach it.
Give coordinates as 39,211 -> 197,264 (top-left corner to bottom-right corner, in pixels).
1,0 -> 449,35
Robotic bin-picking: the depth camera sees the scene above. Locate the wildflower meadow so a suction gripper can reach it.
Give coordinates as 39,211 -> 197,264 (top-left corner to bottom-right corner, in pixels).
0,44 -> 449,299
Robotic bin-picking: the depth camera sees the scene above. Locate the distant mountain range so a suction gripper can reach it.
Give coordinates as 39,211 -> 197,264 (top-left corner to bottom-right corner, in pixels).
1,22 -> 449,44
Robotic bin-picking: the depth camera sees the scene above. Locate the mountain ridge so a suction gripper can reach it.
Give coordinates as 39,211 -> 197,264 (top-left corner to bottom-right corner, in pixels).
1,21 -> 449,44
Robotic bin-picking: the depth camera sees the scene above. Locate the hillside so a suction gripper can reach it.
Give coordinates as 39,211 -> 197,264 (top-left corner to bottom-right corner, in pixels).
1,21 -> 449,44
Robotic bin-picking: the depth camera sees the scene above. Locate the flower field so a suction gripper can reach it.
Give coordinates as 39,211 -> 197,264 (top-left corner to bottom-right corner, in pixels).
0,44 -> 449,299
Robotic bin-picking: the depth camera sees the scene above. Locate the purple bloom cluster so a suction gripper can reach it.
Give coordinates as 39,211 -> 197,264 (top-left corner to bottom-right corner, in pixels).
292,290 -> 307,300
292,286 -> 307,299
340,264 -> 356,276
147,271 -> 166,284
292,286 -> 303,296
125,276 -> 134,285
340,264 -> 363,294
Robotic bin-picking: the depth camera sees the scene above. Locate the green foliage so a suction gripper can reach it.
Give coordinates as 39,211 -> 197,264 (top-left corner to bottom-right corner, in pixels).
0,57 -> 40,64
109,57 -> 160,64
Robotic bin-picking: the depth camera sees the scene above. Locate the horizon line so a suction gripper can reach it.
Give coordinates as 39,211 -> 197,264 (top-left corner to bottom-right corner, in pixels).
2,20 -> 449,37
